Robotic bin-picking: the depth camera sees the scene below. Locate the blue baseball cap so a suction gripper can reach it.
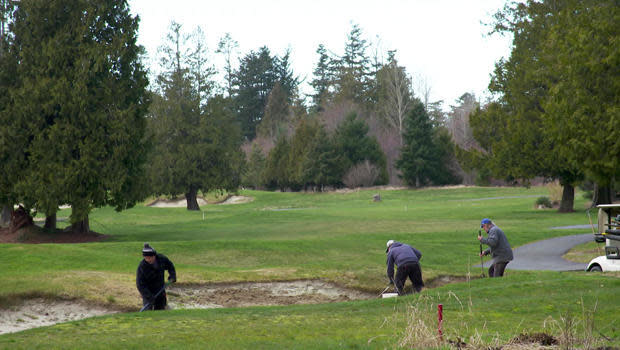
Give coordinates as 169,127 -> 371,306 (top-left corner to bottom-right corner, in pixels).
480,218 -> 492,227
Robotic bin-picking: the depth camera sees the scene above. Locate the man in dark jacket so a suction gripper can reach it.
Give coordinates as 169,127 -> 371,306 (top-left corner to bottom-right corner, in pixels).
478,218 -> 513,277
386,240 -> 424,295
136,243 -> 176,310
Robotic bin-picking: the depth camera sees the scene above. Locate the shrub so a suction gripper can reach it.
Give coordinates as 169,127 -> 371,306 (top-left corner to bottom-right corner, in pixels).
535,196 -> 553,208
342,161 -> 380,188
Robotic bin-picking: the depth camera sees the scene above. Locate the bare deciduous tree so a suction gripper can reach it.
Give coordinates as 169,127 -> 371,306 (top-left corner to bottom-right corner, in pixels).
446,93 -> 479,151
412,72 -> 432,110
377,61 -> 413,146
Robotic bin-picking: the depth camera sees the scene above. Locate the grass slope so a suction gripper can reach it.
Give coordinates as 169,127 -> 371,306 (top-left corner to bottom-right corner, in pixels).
1,186 -> 617,348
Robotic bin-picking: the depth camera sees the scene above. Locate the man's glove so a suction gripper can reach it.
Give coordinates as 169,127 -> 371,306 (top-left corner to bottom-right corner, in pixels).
168,277 -> 176,284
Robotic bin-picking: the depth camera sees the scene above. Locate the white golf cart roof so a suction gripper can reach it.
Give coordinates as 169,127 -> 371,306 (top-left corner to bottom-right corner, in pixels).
597,204 -> 620,208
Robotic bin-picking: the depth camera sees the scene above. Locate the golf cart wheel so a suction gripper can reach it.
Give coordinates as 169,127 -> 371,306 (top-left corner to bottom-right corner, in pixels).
588,265 -> 602,272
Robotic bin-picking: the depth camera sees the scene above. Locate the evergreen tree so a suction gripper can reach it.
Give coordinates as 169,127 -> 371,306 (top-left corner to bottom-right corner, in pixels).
332,112 -> 388,185
233,46 -> 299,139
149,23 -> 242,210
333,24 -> 373,106
397,101 -> 459,187
467,0 -> 587,210
6,0 -> 150,232
541,0 -> 618,203
303,126 -> 342,190
256,82 -> 290,140
242,144 -> 266,189
263,136 -> 291,191
310,44 -> 333,112
0,0 -> 20,215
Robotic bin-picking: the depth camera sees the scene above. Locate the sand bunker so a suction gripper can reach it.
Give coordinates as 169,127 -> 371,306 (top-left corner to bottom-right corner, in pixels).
147,197 -> 208,208
217,196 -> 253,205
0,298 -> 116,335
0,280 -> 373,334
147,196 -> 253,208
167,280 -> 374,309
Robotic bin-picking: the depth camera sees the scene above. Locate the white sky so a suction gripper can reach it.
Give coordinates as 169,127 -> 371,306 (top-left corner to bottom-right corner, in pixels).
128,0 -> 513,109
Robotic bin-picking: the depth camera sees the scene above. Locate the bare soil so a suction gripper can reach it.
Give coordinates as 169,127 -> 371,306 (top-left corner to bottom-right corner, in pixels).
0,225 -> 107,244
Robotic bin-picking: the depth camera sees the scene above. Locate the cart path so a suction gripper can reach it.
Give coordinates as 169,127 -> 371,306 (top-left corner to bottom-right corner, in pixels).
477,234 -> 593,271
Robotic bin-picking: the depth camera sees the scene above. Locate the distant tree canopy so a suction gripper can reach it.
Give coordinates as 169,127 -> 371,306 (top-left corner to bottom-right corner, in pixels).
233,46 -> 299,140
258,113 -> 387,191
0,0 -> 150,232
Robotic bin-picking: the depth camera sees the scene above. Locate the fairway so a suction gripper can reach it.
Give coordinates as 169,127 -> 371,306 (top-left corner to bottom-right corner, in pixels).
1,186 -> 618,349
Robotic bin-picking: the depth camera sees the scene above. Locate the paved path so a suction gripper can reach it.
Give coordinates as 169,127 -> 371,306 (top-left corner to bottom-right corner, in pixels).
477,234 -> 593,271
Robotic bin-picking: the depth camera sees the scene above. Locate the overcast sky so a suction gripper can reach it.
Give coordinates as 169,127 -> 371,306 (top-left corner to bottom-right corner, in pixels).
128,0 -> 513,108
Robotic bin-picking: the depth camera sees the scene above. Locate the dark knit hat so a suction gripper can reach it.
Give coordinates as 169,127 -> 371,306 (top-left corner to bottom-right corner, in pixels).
142,243 -> 156,256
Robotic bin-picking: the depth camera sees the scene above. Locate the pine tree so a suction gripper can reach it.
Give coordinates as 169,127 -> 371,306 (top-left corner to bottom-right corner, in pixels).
333,24 -> 373,106
310,44 -> 333,112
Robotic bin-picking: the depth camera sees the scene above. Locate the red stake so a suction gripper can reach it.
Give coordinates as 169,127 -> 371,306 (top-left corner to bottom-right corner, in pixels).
438,304 -> 443,341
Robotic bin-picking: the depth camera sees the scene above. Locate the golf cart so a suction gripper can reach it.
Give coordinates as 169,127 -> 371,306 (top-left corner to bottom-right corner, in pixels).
586,204 -> 620,272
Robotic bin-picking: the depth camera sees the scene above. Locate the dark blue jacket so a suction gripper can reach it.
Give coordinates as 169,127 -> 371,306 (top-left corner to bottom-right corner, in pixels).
386,242 -> 422,281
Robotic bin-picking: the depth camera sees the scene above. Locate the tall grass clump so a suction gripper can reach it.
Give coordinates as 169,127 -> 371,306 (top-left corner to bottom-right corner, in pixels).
546,181 -> 563,204
543,299 -> 608,350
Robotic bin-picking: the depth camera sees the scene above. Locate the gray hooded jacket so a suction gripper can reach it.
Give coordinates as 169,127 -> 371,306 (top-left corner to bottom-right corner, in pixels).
481,225 -> 513,263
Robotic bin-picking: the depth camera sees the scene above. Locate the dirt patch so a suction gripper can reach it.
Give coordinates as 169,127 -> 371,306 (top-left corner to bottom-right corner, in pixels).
425,275 -> 471,288
0,225 -> 107,244
510,332 -> 558,346
0,298 -> 116,334
167,280 -> 374,309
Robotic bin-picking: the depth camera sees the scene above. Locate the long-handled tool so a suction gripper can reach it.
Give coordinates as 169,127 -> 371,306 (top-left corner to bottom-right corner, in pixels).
378,284 -> 392,297
478,230 -> 485,277
140,280 -> 173,312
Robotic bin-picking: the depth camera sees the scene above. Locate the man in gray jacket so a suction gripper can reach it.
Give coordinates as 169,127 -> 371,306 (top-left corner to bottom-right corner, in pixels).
386,240 -> 424,295
478,218 -> 513,277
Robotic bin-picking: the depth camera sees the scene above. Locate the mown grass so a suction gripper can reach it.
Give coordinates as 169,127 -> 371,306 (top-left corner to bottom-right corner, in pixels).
1,186 -> 618,348
1,273 -> 617,349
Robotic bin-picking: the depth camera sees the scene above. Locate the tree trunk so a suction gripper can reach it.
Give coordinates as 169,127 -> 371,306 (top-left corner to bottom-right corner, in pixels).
44,213 -> 57,231
558,184 -> 574,213
185,187 -> 200,211
71,216 -> 90,234
0,204 -> 11,228
592,184 -> 612,206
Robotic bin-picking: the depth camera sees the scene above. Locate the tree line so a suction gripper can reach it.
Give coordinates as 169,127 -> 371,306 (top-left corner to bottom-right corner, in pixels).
0,0 -> 617,234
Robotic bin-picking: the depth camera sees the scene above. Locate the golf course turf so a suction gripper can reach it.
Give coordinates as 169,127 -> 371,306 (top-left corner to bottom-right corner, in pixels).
0,186 -> 618,349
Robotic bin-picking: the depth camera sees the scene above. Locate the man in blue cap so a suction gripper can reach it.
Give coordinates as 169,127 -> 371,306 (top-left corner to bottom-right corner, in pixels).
478,218 -> 513,277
